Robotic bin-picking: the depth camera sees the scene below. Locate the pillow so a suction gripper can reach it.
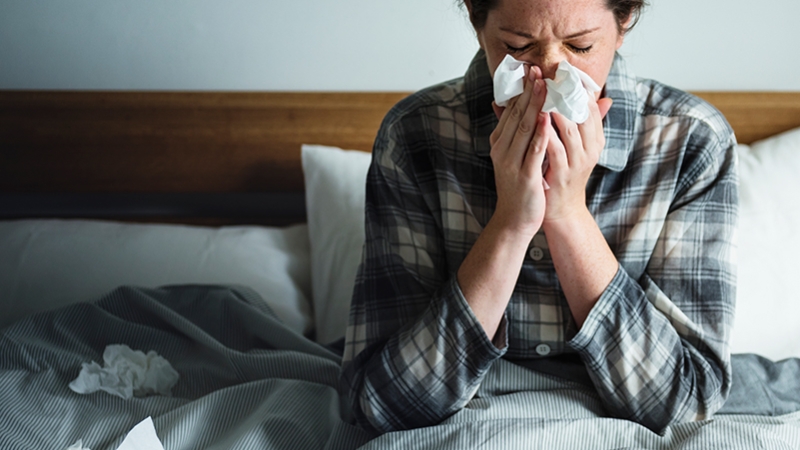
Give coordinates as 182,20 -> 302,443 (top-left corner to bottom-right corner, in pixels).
300,131 -> 800,358
0,220 -> 313,336
732,127 -> 800,361
302,144 -> 372,344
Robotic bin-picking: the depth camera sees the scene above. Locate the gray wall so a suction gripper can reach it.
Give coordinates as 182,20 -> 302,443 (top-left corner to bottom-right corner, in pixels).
1,0 -> 798,91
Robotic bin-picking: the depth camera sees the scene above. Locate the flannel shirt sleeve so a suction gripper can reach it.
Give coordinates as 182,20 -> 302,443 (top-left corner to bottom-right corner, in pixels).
569,120 -> 738,432
340,110 -> 507,434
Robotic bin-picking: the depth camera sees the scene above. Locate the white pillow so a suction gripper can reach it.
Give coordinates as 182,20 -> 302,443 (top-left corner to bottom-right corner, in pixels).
299,131 -> 800,358
302,144 -> 371,344
0,220 -> 313,336
732,127 -> 800,360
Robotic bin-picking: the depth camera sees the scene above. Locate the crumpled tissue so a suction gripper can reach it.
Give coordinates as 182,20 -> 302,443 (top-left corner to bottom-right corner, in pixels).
493,55 -> 602,123
69,344 -> 179,400
542,60 -> 601,123
65,416 -> 165,450
493,54 -> 527,108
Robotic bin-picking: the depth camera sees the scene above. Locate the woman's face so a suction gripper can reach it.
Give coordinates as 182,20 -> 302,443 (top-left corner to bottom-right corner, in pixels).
472,0 -> 627,97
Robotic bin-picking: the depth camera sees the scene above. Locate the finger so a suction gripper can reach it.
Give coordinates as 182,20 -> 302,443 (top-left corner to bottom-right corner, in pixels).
490,93 -> 521,147
531,65 -> 543,81
596,98 -> 613,150
491,66 -> 545,147
545,116 -> 568,173
491,101 -> 504,120
508,70 -> 546,165
577,99 -> 599,154
494,68 -> 536,158
528,65 -> 547,112
551,111 -> 583,164
598,97 -> 613,119
532,68 -> 547,112
522,112 -> 550,178
490,96 -> 516,147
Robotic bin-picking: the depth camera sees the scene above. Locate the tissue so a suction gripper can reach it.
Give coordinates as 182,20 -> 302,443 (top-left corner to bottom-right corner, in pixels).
66,417 -> 165,450
493,55 -> 602,123
493,54 -> 526,107
116,417 -> 165,450
66,440 -> 91,450
69,344 -> 179,400
542,60 -> 601,123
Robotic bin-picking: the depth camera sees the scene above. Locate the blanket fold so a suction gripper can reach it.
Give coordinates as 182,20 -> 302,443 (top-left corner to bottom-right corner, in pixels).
1,284 -> 799,450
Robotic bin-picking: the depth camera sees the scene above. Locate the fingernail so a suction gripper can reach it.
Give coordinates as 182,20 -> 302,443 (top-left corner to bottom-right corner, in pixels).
534,79 -> 541,96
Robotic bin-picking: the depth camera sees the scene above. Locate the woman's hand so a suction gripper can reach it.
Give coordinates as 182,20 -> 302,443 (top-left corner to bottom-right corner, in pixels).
542,96 -> 613,223
488,66 -> 550,239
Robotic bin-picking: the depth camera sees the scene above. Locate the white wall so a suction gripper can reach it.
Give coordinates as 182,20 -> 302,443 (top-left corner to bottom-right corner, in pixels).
1,0 -> 798,91
624,0 -> 800,91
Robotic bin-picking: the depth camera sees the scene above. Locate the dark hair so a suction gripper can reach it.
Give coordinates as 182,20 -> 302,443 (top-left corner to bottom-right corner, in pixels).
464,0 -> 647,34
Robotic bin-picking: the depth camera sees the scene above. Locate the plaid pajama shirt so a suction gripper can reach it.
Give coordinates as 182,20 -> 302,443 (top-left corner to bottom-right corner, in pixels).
341,50 -> 738,434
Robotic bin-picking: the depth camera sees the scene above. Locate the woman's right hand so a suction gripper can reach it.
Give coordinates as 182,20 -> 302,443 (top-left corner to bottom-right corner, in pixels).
488,65 -> 550,240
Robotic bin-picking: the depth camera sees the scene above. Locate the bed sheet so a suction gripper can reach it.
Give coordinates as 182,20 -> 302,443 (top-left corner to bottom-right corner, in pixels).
1,285 -> 799,450
0,285 -> 372,450
361,358 -> 800,449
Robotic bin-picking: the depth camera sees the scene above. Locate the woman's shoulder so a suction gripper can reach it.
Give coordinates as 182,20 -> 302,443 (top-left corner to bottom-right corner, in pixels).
635,78 -> 735,147
370,78 -> 471,189
379,77 -> 469,134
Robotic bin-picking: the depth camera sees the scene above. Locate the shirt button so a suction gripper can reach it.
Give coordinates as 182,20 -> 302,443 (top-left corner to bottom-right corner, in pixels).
529,247 -> 544,261
535,344 -> 551,356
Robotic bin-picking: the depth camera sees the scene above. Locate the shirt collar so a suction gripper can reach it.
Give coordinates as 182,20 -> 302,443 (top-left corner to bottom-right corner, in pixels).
465,49 -> 497,160
466,50 -> 639,172
600,52 -> 640,172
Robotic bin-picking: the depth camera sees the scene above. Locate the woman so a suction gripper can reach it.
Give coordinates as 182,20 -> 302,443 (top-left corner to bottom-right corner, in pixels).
341,0 -> 737,434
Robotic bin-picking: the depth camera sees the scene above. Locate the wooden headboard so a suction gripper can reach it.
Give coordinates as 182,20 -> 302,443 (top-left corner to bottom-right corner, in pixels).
2,91 -> 800,225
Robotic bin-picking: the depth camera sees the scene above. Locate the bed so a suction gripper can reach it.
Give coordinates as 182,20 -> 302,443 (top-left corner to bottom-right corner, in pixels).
1,90 -> 800,449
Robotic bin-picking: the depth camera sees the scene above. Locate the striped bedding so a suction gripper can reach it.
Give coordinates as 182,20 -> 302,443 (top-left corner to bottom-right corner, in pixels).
1,285 -> 798,449
362,358 -> 800,449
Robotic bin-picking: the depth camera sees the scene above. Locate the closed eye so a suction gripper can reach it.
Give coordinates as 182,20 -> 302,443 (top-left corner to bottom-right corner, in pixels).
505,44 -> 532,54
569,44 -> 593,54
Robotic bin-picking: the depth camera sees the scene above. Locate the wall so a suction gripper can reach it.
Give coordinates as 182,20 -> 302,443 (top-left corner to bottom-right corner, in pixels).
0,0 -> 798,91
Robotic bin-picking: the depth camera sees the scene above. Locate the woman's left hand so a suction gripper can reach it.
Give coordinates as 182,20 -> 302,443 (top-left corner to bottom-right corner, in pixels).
542,96 -> 613,223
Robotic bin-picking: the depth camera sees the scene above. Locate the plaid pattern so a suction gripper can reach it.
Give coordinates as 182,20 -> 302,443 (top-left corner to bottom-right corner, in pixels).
341,50 -> 738,434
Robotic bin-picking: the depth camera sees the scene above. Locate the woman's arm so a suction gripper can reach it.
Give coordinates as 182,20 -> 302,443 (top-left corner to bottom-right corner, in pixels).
340,110 -> 505,434
542,208 -> 618,328
460,66 -> 614,340
458,68 -> 550,340
540,96 -> 618,328
543,103 -> 738,431
342,68 -> 556,434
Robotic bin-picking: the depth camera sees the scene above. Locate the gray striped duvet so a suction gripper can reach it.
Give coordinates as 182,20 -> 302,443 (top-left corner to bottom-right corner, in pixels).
1,285 -> 798,449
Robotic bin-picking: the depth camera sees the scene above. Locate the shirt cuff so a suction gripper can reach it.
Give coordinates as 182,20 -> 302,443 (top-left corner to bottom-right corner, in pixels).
451,275 -> 508,357
567,264 -> 641,353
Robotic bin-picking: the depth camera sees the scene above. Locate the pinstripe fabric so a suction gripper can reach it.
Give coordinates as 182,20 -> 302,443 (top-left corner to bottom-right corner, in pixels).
357,360 -> 800,450
0,286 -> 372,450
341,50 -> 739,434
2,286 -> 797,449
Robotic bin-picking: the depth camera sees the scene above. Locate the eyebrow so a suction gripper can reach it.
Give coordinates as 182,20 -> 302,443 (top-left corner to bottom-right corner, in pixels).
499,27 -> 600,40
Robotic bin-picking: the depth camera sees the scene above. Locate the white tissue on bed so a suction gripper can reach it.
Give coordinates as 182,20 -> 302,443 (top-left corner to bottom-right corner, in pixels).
69,344 -> 179,400
65,417 -> 164,450
66,440 -> 91,450
116,417 -> 165,450
492,55 -> 601,123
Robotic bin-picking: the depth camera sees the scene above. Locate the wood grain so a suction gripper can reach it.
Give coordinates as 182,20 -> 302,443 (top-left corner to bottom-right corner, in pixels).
0,91 -> 408,193
2,90 -> 800,224
694,92 -> 800,145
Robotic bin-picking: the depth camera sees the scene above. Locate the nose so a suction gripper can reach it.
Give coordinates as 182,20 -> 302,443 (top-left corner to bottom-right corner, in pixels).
533,47 -> 564,80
